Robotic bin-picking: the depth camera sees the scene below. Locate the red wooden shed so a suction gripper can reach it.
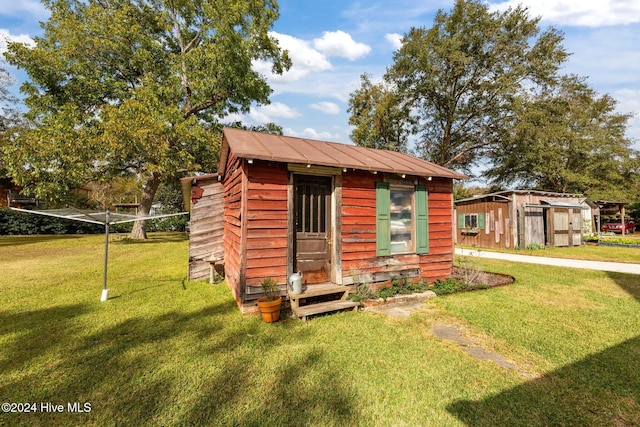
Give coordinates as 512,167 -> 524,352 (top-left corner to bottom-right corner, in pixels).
187,128 -> 467,315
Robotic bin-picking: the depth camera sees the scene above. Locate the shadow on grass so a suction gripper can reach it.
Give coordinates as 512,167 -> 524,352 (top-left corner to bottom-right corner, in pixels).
447,336 -> 640,426
0,234 -> 84,247
0,293 -> 357,426
0,303 -> 91,373
448,271 -> 640,426
607,271 -> 640,300
115,232 -> 189,245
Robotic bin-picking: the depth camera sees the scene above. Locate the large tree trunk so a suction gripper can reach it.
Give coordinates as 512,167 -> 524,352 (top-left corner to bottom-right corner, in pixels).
130,172 -> 162,239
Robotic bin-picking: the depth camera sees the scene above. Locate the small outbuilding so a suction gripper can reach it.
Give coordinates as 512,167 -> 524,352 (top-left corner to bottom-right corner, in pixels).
455,190 -> 587,249
186,128 -> 467,314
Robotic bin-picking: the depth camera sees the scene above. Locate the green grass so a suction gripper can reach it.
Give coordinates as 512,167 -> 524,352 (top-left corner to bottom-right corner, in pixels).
1,234 -> 639,426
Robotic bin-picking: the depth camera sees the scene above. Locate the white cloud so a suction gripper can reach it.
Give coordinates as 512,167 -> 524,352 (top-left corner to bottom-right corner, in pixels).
1,0 -> 49,20
0,29 -> 35,54
249,102 -> 300,123
489,0 -> 640,27
385,33 -> 403,50
284,127 -> 340,141
313,30 -> 371,60
254,32 -> 332,83
614,88 -> 640,143
309,101 -> 341,115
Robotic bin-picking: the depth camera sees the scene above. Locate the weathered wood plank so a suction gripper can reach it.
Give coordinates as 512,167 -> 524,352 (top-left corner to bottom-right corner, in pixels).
293,300 -> 359,320
246,237 -> 288,250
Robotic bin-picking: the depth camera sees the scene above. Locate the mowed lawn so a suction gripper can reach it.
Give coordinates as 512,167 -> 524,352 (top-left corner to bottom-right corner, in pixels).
0,234 -> 639,426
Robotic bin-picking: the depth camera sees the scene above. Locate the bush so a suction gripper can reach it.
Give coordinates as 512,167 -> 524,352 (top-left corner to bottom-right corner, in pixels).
584,234 -> 640,246
146,214 -> 189,232
431,278 -> 471,295
373,275 -> 431,301
0,208 -> 102,235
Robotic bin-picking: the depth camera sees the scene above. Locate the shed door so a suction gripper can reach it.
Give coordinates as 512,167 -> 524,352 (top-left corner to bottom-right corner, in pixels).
549,208 -> 582,247
552,209 -> 572,247
294,175 -> 332,284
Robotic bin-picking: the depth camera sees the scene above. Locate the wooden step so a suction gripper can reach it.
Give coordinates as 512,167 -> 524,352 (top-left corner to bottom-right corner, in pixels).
293,300 -> 360,321
290,282 -> 355,299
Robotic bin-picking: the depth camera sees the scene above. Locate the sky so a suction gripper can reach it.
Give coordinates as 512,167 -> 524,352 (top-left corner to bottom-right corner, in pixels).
1,0 -> 639,155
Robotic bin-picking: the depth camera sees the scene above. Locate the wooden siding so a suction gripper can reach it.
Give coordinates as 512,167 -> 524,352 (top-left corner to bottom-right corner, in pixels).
223,152 -> 244,304
419,178 -> 455,282
244,161 -> 289,291
341,171 -> 455,284
456,200 -> 512,249
188,178 -> 224,280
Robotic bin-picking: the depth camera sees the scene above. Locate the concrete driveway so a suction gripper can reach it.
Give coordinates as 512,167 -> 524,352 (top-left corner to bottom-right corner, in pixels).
455,248 -> 640,275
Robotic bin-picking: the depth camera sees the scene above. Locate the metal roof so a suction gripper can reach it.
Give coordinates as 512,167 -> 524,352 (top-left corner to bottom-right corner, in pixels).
456,189 -> 584,204
218,128 -> 468,180
540,200 -> 586,209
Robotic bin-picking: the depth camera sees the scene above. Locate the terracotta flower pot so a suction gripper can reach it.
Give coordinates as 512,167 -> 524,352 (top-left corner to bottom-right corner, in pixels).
257,296 -> 282,323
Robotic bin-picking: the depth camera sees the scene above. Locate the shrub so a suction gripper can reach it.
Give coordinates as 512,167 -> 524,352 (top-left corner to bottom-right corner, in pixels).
431,278 -> 470,295
260,277 -> 280,302
346,270 -> 374,302
0,208 -> 102,235
373,276 -> 431,301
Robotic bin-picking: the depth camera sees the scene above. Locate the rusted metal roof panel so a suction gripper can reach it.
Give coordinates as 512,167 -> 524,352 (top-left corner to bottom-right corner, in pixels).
220,128 -> 468,180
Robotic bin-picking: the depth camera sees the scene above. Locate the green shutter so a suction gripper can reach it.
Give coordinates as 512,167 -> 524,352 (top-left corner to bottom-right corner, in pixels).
376,182 -> 391,256
478,213 -> 485,230
415,185 -> 429,254
457,213 -> 465,229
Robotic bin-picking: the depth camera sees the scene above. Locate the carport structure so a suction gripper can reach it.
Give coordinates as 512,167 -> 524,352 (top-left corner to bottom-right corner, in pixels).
591,200 -> 631,235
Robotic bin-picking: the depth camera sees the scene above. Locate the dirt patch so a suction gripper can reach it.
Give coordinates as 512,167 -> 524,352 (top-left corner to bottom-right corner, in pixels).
451,267 -> 515,288
431,323 -> 535,378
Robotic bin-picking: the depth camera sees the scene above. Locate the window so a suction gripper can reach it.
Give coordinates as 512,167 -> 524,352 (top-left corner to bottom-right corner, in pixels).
295,178 -> 330,233
465,214 -> 478,229
376,182 -> 429,256
390,187 -> 413,254
457,213 -> 485,230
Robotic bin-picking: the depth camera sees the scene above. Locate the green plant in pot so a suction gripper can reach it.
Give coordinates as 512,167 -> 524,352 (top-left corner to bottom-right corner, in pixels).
257,277 -> 282,323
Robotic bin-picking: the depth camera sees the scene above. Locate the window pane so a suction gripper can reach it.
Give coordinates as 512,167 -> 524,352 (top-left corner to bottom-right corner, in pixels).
390,187 -> 412,254
295,183 -> 303,232
464,214 -> 477,228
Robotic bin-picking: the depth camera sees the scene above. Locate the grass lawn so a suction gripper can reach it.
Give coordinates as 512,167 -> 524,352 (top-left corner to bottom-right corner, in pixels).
1,234 -> 639,426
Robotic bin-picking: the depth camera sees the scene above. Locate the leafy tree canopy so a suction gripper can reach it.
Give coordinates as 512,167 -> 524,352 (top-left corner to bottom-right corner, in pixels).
3,0 -> 290,237
350,0 -> 568,173
347,73 -> 416,153
487,75 -> 638,200
0,64 -> 22,180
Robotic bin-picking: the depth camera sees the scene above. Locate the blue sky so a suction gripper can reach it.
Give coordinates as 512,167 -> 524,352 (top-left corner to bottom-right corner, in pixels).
2,0 -> 639,153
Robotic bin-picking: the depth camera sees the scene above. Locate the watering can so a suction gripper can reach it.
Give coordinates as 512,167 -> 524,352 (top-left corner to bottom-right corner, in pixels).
288,272 -> 303,295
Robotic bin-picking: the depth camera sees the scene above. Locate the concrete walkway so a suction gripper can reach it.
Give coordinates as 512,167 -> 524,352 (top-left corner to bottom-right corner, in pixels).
455,248 -> 640,275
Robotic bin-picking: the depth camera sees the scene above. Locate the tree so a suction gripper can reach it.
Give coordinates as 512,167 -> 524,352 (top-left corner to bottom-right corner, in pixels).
3,0 -> 290,238
371,0 -> 567,172
486,75 -> 638,200
347,73 -> 415,152
0,64 -> 22,180
225,120 -> 284,135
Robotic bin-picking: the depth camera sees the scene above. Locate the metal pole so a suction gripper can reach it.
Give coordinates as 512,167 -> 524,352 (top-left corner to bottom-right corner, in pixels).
101,210 -> 110,302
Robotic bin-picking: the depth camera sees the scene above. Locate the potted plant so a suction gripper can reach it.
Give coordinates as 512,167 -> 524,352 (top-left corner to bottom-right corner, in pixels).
256,277 -> 282,323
